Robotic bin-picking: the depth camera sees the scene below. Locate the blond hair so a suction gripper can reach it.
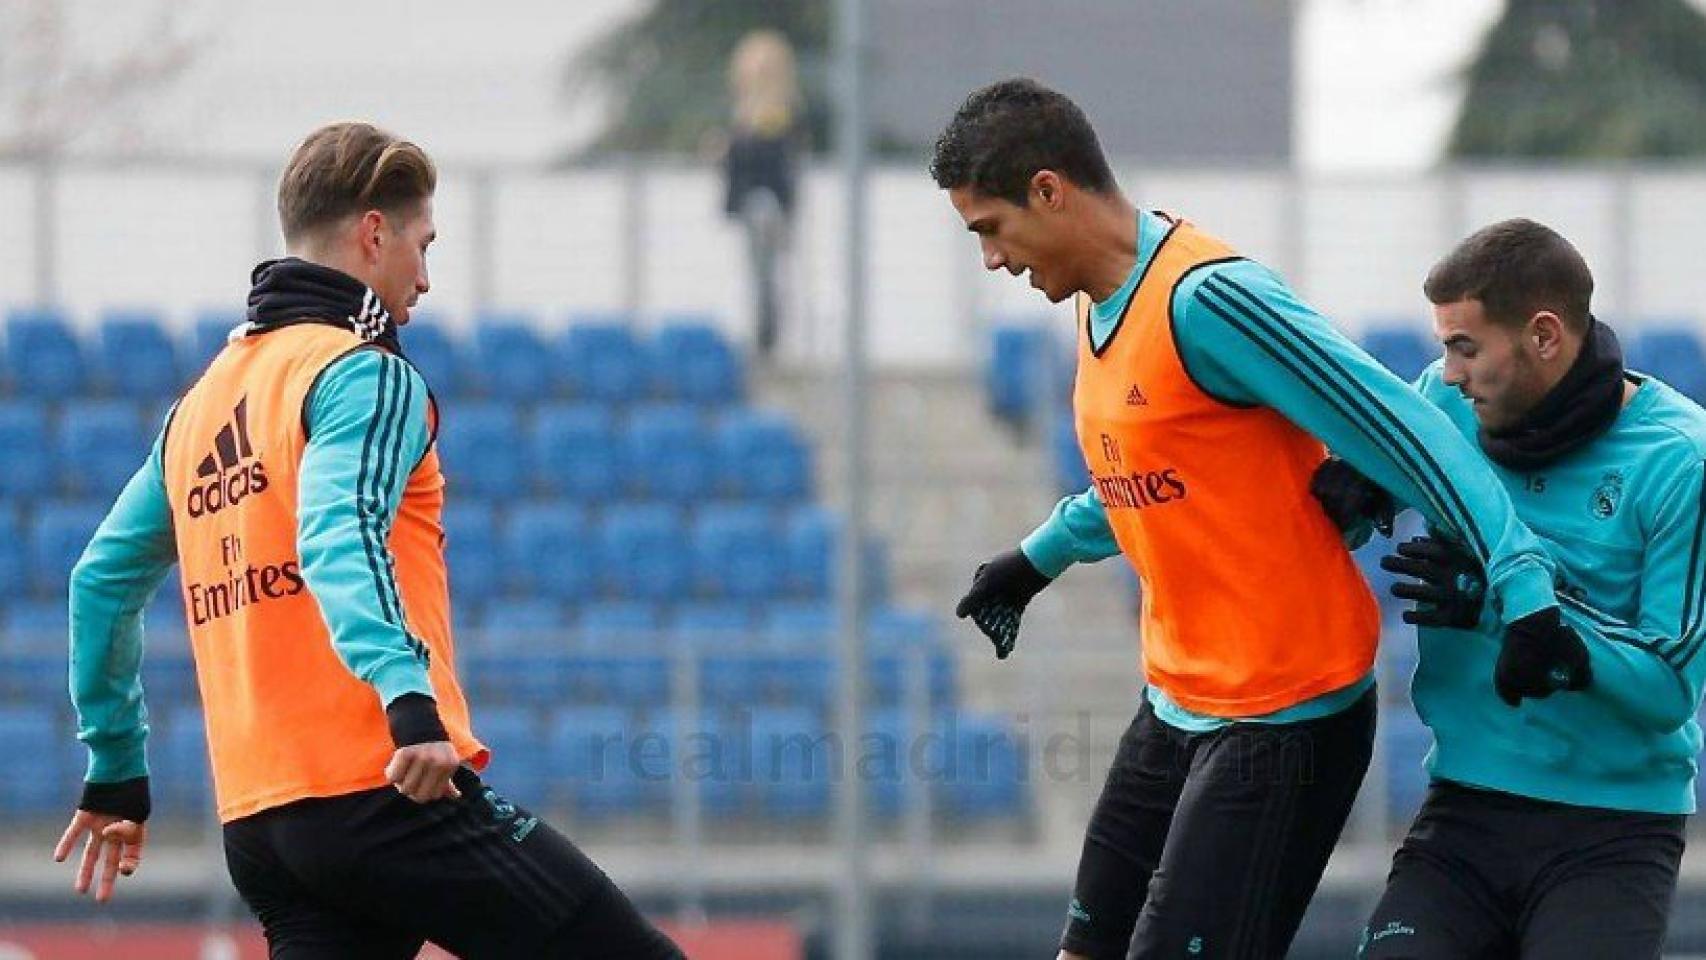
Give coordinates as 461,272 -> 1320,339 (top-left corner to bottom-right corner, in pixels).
729,31 -> 799,137
277,122 -> 436,243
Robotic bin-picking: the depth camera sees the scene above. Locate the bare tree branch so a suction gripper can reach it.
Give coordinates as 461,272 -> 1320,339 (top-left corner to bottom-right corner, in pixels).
0,0 -> 211,159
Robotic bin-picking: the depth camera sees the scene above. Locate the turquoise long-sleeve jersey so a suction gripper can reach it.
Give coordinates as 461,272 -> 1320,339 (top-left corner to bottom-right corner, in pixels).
1409,361 -> 1706,813
1022,210 -> 1560,731
68,347 -> 434,783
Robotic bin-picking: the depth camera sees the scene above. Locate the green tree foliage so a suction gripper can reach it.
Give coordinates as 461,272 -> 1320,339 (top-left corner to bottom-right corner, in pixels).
1450,0 -> 1706,159
565,0 -> 831,157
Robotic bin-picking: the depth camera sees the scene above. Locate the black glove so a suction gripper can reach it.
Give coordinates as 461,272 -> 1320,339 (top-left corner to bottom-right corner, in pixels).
1310,457 -> 1395,539
954,548 -> 1052,659
1495,607 -> 1592,707
1379,534 -> 1485,628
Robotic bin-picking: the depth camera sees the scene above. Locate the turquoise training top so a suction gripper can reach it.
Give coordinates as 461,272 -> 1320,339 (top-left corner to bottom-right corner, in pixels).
1021,210 -> 1559,732
1406,361 -> 1706,813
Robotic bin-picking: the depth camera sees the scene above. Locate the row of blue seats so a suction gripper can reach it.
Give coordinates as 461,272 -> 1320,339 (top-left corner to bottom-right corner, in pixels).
1,310 -> 744,405
0,498 -> 879,603
446,502 -> 884,606
0,597 -> 954,693
0,637 -> 958,714
0,401 -> 159,500
0,703 -> 1028,821
438,402 -> 810,502
1361,322 -> 1706,397
0,597 -> 936,650
1030,321 -> 1706,493
0,399 -> 812,504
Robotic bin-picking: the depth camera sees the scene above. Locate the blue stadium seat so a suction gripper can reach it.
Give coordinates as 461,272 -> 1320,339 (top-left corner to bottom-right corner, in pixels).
98,311 -> 181,400
6,308 -> 87,398
398,317 -> 465,397
785,506 -> 840,601
692,505 -> 783,601
672,603 -> 760,707
763,603 -> 835,644
152,710 -> 210,810
1628,327 -> 1706,403
782,506 -> 889,602
443,503 -> 501,607
0,594 -> 63,706
937,711 -> 1025,819
471,316 -> 554,400
0,599 -> 65,657
59,401 -> 146,498
0,706 -> 68,812
599,505 -> 690,601
436,403 -> 528,498
142,647 -> 198,707
579,601 -> 665,642
868,607 -> 955,706
986,325 -> 1052,426
556,323 -> 646,403
1361,324 -> 1435,383
622,405 -> 713,502
1384,710 -> 1432,826
651,319 -> 743,405
145,588 -> 189,643
755,604 -> 835,709
569,602 -> 668,705
185,311 -> 241,373
549,705 -> 661,815
714,410 -> 810,501
474,706 -> 550,800
464,650 -> 568,707
864,709 -> 940,819
1052,415 -> 1090,494
0,402 -> 55,497
479,599 -> 567,651
671,602 -> 754,635
750,706 -> 832,818
29,502 -> 104,596
500,503 -> 597,604
689,711 -> 747,817
0,507 -> 21,593
639,707 -> 711,811
532,404 -> 620,502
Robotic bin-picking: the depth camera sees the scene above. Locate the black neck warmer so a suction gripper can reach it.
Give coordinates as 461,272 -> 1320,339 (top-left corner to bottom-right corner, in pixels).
1479,317 -> 1625,471
242,258 -> 402,356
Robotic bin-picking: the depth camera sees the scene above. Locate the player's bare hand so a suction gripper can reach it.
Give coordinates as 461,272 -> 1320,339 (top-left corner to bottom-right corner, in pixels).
53,810 -> 147,903
384,741 -> 462,803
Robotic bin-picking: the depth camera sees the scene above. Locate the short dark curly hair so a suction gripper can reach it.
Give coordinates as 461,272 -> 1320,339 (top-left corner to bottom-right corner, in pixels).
1424,219 -> 1593,333
929,78 -> 1116,206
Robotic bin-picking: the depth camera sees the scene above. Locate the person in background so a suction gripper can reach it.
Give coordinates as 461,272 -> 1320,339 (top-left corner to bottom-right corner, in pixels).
723,28 -> 802,358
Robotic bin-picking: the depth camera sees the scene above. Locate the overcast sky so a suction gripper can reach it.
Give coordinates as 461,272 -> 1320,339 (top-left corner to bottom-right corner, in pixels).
15,0 -> 1516,171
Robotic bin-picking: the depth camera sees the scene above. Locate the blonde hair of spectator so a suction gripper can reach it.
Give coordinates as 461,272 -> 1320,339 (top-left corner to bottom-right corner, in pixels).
729,30 -> 799,138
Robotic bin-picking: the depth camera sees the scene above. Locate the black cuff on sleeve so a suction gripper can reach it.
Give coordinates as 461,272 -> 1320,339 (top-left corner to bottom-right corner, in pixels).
386,692 -> 449,748
79,776 -> 151,823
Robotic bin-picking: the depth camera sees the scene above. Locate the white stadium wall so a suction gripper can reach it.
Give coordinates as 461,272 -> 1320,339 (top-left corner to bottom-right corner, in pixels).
4,161 -> 1706,366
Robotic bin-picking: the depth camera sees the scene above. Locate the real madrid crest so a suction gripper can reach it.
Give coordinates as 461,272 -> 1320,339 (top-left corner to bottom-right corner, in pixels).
1591,471 -> 1624,519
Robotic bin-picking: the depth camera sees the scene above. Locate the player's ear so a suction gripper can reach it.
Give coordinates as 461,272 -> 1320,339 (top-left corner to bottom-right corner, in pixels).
1530,311 -> 1567,361
1031,170 -> 1065,211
